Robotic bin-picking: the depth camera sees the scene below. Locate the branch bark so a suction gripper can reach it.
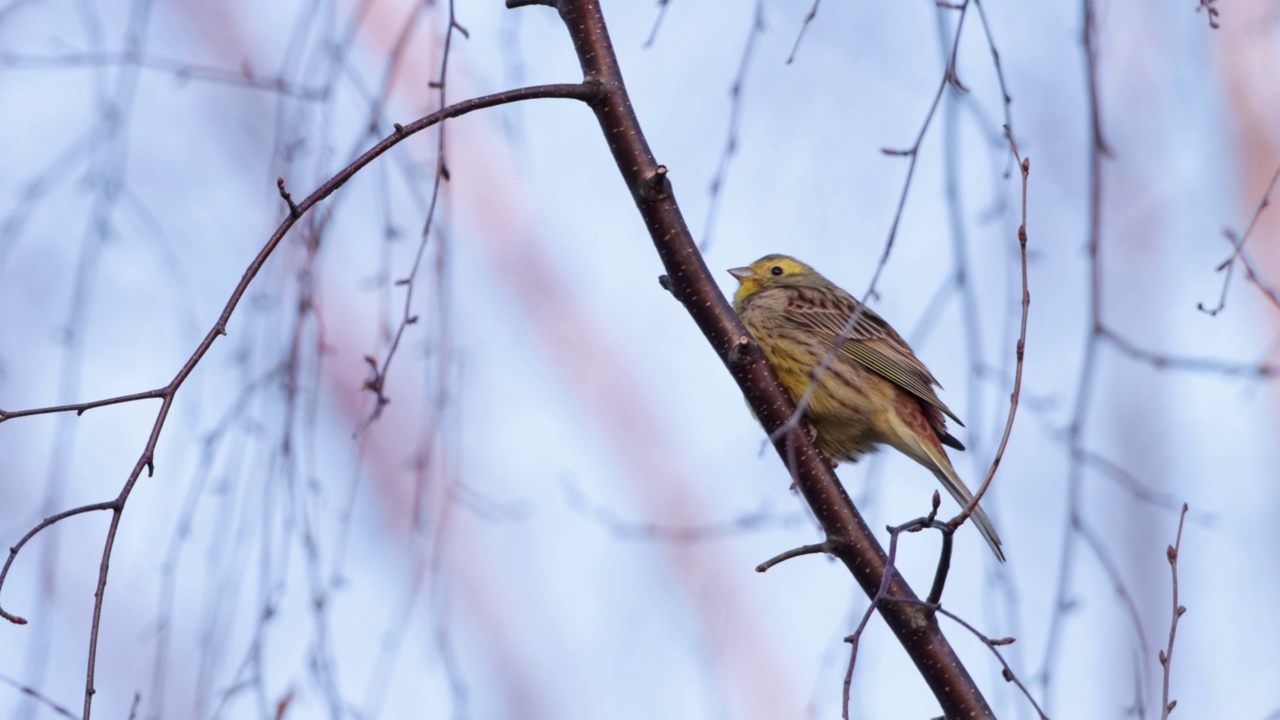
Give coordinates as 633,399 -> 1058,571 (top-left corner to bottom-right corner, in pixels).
510,1 -> 994,716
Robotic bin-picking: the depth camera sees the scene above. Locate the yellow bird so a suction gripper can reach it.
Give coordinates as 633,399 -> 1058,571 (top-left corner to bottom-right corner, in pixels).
729,254 -> 1004,562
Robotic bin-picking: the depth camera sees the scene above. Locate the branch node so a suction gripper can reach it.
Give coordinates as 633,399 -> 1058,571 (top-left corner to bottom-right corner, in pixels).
637,165 -> 671,201
726,336 -> 761,368
276,177 -> 300,218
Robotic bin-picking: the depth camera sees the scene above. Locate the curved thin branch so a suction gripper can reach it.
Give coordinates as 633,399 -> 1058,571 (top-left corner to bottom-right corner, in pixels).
0,80 -> 598,719
949,128 -> 1029,533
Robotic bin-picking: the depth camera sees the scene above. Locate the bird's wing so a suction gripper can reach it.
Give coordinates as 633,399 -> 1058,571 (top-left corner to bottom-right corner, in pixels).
782,286 -> 964,426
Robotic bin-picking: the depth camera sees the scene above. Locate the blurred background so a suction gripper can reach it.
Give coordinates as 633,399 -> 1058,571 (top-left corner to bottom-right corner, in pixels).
1,0 -> 1278,718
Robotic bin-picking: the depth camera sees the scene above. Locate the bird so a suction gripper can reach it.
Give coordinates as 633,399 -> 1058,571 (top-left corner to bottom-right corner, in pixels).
729,253 -> 1004,562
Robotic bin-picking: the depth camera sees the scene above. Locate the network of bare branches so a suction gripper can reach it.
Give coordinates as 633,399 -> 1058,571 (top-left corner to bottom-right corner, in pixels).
0,1 -> 1274,719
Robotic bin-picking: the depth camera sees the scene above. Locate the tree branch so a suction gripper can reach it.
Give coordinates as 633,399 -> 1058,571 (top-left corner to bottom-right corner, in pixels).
1159,503 -> 1190,719
510,1 -> 994,715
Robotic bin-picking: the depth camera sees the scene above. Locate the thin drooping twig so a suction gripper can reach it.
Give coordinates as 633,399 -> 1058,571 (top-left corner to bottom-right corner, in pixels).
0,81 -> 597,719
1159,504 -> 1190,719
507,1 -> 993,716
948,126 -> 1030,533
1198,163 -> 1280,316
357,0 -> 469,430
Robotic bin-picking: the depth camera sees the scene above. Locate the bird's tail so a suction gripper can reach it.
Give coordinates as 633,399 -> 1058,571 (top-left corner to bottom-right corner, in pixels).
893,425 -> 1006,563
925,445 -> 1005,563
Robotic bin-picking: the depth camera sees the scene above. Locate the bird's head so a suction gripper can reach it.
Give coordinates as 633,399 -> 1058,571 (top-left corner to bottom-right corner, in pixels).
728,254 -> 816,303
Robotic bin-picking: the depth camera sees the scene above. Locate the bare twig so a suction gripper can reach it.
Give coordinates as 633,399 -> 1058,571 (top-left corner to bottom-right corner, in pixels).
1199,163 -> 1280,316
357,0 -> 470,431
1099,326 -> 1273,376
1159,504 -> 1190,719
885,596 -> 1050,720
0,51 -> 327,99
1196,0 -> 1220,29
756,542 -> 832,573
564,482 -> 805,542
642,0 -> 671,48
0,670 -> 79,718
786,0 -> 821,64
836,493 -> 1046,720
948,126 -> 1029,533
841,508 -> 942,720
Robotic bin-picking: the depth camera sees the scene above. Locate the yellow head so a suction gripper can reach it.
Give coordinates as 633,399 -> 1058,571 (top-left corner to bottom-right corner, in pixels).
728,254 -> 817,305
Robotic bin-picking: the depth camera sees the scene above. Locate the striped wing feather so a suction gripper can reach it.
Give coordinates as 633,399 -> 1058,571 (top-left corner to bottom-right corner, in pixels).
782,285 -> 964,426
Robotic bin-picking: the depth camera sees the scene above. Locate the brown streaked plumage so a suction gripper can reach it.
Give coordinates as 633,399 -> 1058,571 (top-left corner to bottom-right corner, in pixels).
729,254 -> 1004,562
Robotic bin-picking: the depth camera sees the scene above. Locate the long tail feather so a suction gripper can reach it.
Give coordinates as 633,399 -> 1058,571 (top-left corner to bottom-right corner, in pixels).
908,436 -> 1006,563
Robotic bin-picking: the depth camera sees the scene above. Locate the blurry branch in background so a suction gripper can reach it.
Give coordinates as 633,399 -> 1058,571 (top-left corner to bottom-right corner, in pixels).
1159,504 -> 1190,720
1043,0 -> 1273,712
506,0 -> 998,716
1076,450 -> 1213,520
563,481 -> 807,541
1044,0 -> 1274,707
0,673 -> 77,719
642,0 -> 672,48
1196,0 -> 1220,30
0,80 -> 596,718
1199,163 -> 1280,316
787,0 -> 823,64
699,0 -> 762,252
1041,0 -> 1124,706
0,51 -> 327,99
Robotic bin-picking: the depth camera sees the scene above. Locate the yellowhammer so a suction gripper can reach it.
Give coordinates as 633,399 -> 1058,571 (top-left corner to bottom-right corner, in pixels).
729,254 -> 1004,562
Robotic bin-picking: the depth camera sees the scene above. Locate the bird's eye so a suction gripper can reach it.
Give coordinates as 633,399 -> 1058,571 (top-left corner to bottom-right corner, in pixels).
770,266 -> 784,276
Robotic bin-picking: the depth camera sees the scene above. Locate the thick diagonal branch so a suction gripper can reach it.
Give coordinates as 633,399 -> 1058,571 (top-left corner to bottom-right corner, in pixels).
511,0 -> 993,716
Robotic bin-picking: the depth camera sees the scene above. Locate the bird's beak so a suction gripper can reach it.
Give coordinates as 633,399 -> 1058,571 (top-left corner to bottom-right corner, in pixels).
728,266 -> 754,282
